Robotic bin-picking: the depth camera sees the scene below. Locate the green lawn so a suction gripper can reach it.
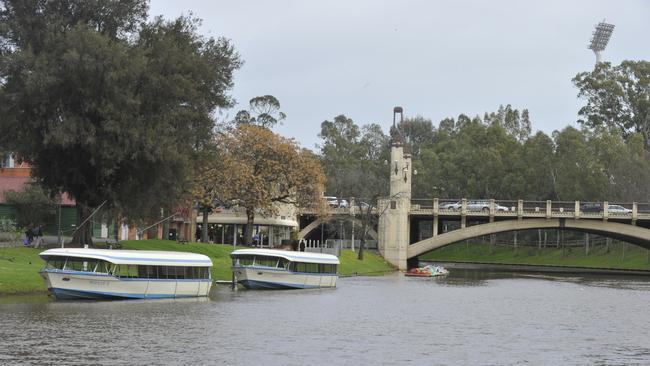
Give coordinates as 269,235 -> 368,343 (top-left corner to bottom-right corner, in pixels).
0,247 -> 48,294
420,242 -> 650,270
338,249 -> 397,276
0,240 -> 396,295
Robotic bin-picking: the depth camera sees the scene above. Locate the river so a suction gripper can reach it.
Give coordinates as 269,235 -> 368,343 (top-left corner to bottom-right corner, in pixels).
1,269 -> 649,365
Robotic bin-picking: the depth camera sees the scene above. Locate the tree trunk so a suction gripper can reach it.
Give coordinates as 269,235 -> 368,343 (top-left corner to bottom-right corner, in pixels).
244,208 -> 255,245
201,209 -> 209,243
357,220 -> 367,260
71,204 -> 94,247
162,220 -> 169,241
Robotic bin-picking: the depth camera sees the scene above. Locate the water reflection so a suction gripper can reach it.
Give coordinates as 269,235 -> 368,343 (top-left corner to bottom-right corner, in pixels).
1,269 -> 649,365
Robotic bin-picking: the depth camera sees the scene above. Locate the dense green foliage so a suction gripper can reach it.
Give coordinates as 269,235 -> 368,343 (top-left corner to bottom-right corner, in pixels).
0,1 -> 242,243
573,61 -> 650,151
402,112 -> 650,202
318,115 -> 390,259
3,184 -> 56,228
421,241 -> 650,270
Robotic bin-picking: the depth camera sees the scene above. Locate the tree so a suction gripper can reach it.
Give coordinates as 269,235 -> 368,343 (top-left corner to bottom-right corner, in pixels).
234,95 -> 286,129
319,115 -> 389,260
0,1 -> 242,244
573,61 -> 650,151
210,125 -> 325,245
552,127 -> 608,201
4,183 -> 56,229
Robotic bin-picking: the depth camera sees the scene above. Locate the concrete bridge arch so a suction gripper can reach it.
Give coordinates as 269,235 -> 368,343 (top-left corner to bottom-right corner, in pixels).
298,217 -> 378,241
408,218 -> 650,259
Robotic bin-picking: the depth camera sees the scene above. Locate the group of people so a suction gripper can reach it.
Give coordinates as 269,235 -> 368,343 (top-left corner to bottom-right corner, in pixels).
24,224 -> 44,247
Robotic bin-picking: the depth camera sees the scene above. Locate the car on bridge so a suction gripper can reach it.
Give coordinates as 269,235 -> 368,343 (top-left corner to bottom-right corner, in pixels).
467,200 -> 509,212
439,201 -> 509,211
323,196 -> 349,208
580,203 -> 632,214
607,204 -> 632,214
439,201 -> 461,210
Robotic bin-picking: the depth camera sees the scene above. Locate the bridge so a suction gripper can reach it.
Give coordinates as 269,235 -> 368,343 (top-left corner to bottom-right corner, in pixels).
376,140 -> 650,270
295,135 -> 650,270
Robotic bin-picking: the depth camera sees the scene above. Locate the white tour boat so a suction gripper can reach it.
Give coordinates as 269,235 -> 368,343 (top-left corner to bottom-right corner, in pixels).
231,248 -> 339,289
39,248 -> 213,300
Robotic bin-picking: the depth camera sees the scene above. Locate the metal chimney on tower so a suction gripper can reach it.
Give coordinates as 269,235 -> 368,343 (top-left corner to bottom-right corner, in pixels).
392,106 -> 403,146
589,20 -> 615,65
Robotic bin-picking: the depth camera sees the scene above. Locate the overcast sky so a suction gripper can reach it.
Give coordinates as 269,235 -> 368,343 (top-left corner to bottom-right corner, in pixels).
149,0 -> 650,150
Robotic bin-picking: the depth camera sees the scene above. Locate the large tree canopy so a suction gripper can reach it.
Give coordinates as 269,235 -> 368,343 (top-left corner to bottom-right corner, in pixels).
0,0 -> 241,242
202,124 -> 325,245
573,60 -> 650,151
318,114 -> 389,259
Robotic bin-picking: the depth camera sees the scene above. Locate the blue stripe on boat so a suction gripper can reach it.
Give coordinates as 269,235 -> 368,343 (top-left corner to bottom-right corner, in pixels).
238,279 -> 322,290
49,287 -> 198,300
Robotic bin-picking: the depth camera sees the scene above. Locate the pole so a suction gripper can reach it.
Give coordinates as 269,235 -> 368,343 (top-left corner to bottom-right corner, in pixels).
351,220 -> 355,252
340,220 -> 343,252
58,196 -> 62,248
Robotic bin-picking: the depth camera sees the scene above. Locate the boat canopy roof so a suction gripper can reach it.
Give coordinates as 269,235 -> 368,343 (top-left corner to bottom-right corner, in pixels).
39,248 -> 213,267
230,248 -> 340,265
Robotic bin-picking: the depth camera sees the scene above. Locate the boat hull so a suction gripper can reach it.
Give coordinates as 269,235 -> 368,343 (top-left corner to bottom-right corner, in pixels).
42,271 -> 212,300
233,267 -> 337,290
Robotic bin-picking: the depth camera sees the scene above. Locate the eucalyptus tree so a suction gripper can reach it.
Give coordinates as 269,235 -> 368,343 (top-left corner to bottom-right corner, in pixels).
234,95 -> 286,129
573,60 -> 650,151
318,115 -> 389,259
0,0 -> 242,244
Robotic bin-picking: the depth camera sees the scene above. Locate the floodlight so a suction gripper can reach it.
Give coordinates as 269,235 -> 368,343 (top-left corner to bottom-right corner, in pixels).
588,20 -> 615,64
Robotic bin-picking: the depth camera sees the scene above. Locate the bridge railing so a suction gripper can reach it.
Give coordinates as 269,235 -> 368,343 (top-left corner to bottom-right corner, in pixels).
411,198 -> 650,219
637,203 -> 650,214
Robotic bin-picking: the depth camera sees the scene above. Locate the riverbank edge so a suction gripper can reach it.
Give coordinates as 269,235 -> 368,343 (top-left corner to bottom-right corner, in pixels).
0,242 -> 397,296
422,260 -> 650,276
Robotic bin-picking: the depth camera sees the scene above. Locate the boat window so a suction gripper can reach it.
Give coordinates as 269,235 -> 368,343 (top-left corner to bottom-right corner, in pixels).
253,256 -> 279,268
235,255 -> 254,266
95,260 -> 113,274
291,262 -> 336,273
115,265 -> 138,278
277,259 -> 289,269
319,264 -> 337,274
305,263 -> 319,273
63,258 -> 88,272
45,258 -> 66,270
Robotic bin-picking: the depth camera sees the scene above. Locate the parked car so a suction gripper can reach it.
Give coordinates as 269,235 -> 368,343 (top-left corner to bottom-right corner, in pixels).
467,200 -> 509,212
439,201 -> 461,210
323,196 -> 348,208
323,196 -> 339,208
580,203 -> 602,212
607,204 -> 632,214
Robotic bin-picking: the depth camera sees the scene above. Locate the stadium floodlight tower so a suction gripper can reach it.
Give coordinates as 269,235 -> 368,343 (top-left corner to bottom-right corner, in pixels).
588,20 -> 615,65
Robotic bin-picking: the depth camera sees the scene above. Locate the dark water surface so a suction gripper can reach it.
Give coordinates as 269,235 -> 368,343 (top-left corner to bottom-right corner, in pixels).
1,269 -> 650,365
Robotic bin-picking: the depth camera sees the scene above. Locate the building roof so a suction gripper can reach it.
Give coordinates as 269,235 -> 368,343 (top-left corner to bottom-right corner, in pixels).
0,175 -> 75,205
39,248 -> 213,267
231,248 -> 340,264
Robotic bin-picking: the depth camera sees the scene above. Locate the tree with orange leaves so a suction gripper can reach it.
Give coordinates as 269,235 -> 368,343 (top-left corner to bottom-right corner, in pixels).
201,125 -> 325,245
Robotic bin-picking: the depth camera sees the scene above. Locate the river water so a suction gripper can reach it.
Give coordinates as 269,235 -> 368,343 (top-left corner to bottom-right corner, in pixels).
1,269 -> 649,365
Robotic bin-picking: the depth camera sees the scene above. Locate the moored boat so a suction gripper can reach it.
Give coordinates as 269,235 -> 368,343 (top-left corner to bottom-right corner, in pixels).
39,248 -> 213,300
231,248 -> 339,289
405,264 -> 449,277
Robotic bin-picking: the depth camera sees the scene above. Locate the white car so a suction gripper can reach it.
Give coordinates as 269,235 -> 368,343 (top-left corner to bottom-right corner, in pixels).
608,204 -> 632,214
467,201 -> 509,212
439,201 -> 461,210
323,196 -> 348,208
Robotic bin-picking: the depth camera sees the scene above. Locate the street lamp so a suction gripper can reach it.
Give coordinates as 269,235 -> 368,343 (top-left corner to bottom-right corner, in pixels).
589,20 -> 615,65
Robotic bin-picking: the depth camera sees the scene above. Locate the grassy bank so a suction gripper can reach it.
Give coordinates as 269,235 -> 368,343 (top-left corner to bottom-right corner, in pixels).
0,240 -> 395,295
421,241 -> 650,270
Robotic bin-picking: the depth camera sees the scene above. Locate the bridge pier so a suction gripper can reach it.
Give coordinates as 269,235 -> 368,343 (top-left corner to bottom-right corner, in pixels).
378,108 -> 411,270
